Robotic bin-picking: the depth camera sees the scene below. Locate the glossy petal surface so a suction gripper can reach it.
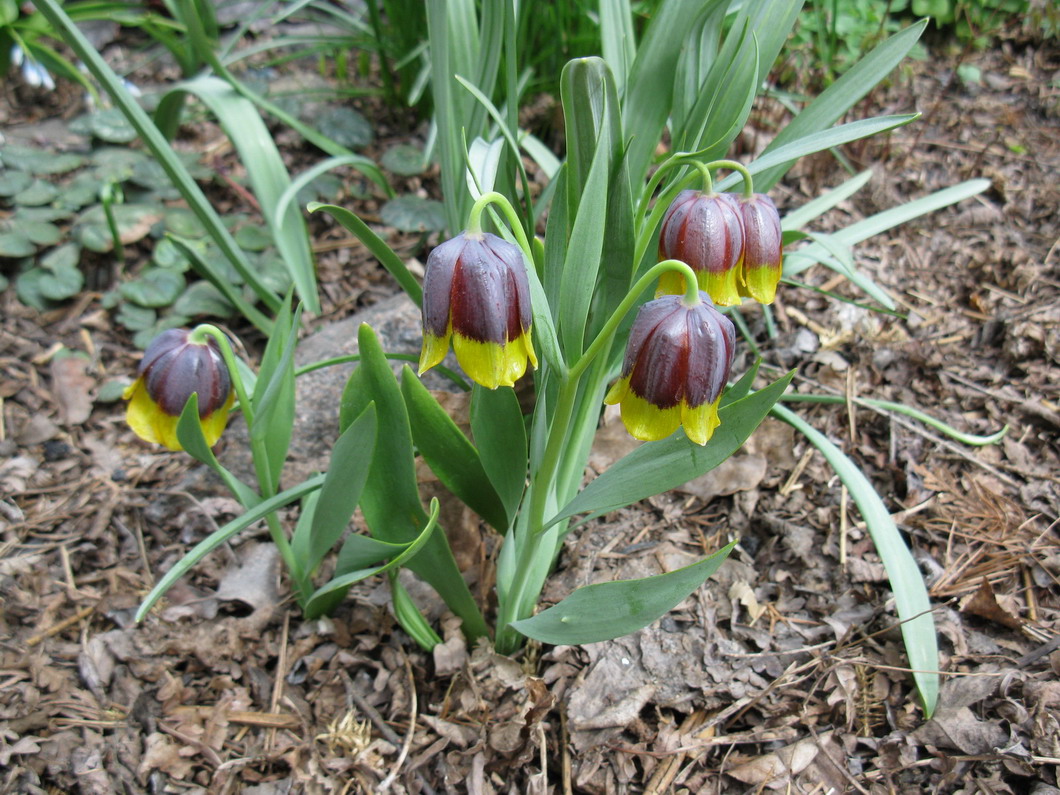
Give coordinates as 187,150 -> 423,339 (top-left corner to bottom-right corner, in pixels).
606,293 -> 735,445
737,193 -> 783,304
658,190 -> 744,306
419,231 -> 536,389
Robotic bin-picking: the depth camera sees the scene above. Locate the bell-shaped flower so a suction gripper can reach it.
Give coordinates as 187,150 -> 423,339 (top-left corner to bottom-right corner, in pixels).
123,329 -> 234,451
657,190 -> 744,307
418,231 -> 538,389
736,193 -> 783,304
605,293 -> 735,446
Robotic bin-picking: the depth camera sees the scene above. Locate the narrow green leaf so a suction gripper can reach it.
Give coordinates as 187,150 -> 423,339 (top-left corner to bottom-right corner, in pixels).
308,203 -> 422,306
401,368 -> 508,532
599,0 -> 636,95
780,394 -> 1008,447
251,303 -> 301,492
156,76 -> 320,314
755,20 -> 928,192
549,372 -> 794,528
771,403 -> 938,717
785,179 -> 991,276
390,569 -> 443,650
302,497 -> 441,618
174,394 -> 260,508
782,170 -> 874,231
511,541 -> 736,644
714,115 -> 920,195
621,0 -> 717,185
135,474 -> 325,621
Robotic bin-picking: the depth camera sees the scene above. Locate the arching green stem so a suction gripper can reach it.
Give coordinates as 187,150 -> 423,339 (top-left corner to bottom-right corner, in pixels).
188,324 -> 306,600
466,191 -> 536,266
708,159 -> 754,199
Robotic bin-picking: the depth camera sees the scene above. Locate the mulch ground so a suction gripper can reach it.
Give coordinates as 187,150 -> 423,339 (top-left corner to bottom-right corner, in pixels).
1,26 -> 1058,795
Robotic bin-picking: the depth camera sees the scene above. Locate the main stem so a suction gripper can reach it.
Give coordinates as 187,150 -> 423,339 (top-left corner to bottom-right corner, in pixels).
191,325 -> 308,603
495,260 -> 702,651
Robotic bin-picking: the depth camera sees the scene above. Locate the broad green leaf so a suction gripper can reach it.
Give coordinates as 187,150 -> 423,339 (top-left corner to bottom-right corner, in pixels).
470,384 -> 527,524
172,281 -> 235,318
401,368 -> 508,532
315,107 -> 373,149
341,324 -> 488,640
303,498 -> 441,618
0,170 -> 32,196
560,57 -> 621,218
119,268 -> 186,308
167,234 -> 272,332
156,75 -> 320,314
38,266 -> 84,301
308,203 -> 422,306
14,179 -> 59,206
511,541 -> 736,644
723,359 -> 762,403
549,372 -> 794,528
135,474 -> 325,621
174,393 -> 261,508
771,403 -> 938,717
380,195 -> 447,233
20,220 -> 62,246
294,403 -> 378,575
41,243 -> 80,271
382,144 -> 428,176
0,232 -> 35,258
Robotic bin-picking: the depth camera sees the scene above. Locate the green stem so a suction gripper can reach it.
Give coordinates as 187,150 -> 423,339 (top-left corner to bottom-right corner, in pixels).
708,159 -> 754,199
188,325 -> 307,601
466,191 -> 535,265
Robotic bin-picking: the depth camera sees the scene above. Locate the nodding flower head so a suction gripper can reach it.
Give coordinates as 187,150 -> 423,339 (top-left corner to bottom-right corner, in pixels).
657,190 -> 744,307
736,193 -> 783,304
605,293 -> 735,446
123,328 -> 234,451
418,231 -> 537,389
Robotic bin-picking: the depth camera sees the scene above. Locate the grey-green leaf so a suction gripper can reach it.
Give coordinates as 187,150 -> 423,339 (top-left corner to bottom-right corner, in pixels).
511,541 -> 736,644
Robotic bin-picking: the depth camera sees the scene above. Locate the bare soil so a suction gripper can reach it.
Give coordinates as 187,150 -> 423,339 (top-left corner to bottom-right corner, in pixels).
1,29 -> 1058,795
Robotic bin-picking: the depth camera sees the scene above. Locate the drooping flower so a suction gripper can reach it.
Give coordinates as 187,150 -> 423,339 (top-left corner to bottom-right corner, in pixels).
124,328 -> 234,451
736,193 -> 783,304
657,190 -> 744,307
605,292 -> 735,446
418,231 -> 538,389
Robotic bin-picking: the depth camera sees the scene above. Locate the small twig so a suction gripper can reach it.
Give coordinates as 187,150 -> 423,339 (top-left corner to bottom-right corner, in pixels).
26,604 -> 96,646
560,708 -> 573,795
267,611 -> 291,754
377,656 -> 417,793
